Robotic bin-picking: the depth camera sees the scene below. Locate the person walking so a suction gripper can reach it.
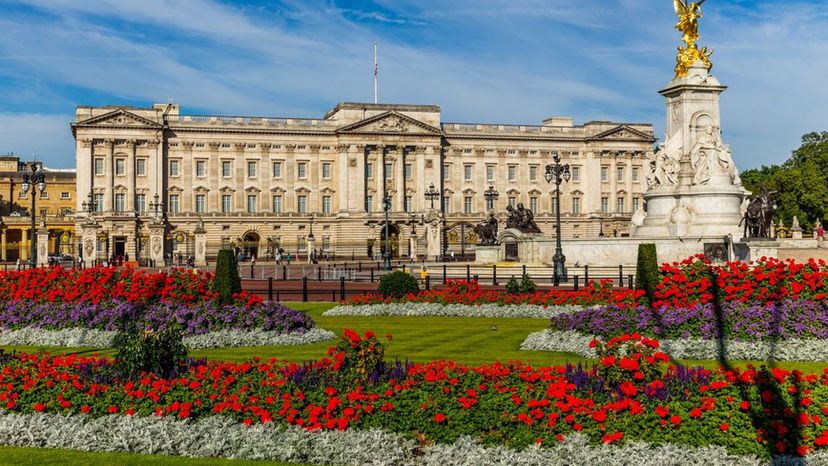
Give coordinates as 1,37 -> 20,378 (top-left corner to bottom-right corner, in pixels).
817,224 -> 825,248
286,252 -> 292,265
420,265 -> 428,286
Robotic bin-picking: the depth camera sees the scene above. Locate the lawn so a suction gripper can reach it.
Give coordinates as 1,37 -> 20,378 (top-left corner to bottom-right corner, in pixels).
0,445 -> 304,465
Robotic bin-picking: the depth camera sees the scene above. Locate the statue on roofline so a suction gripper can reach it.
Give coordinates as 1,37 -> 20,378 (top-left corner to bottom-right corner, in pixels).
673,0 -> 713,77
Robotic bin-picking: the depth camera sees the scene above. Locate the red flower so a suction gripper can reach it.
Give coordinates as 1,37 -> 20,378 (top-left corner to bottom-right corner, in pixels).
434,413 -> 446,424
720,423 -> 729,431
670,415 -> 682,426
689,408 -> 702,419
33,402 -> 45,412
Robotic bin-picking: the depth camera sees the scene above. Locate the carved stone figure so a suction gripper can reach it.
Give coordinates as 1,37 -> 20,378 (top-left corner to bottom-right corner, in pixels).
648,143 -> 681,188
505,203 -> 541,233
673,0 -> 713,77
474,213 -> 499,245
84,239 -> 94,258
690,125 -> 740,186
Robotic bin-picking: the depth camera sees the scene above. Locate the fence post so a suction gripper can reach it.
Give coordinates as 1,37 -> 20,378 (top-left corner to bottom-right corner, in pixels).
276,291 -> 280,302
522,264 -> 527,276
340,276 -> 345,301
331,290 -> 336,302
618,265 -> 623,287
317,266 -> 322,281
425,275 -> 431,291
466,264 -> 470,281
282,265 -> 287,281
443,264 -> 447,284
573,275 -> 579,292
554,269 -> 560,287
268,277 -> 273,302
473,274 -> 478,282
492,264 -> 497,286
250,262 -> 254,279
302,276 -> 308,302
370,269 -> 374,283
358,262 -> 362,272
584,265 -> 589,286
628,274 -> 634,290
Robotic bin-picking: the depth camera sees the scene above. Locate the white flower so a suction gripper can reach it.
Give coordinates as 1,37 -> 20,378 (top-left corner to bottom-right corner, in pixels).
325,303 -> 587,319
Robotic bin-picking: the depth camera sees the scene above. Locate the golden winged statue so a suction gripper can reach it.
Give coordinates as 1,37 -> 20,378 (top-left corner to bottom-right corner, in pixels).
673,0 -> 713,78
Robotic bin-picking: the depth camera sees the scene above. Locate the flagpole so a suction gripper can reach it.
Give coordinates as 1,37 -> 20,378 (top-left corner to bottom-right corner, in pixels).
373,42 -> 378,104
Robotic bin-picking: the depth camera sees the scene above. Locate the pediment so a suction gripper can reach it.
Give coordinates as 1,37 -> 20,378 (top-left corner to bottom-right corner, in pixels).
337,111 -> 443,135
591,125 -> 653,142
73,109 -> 162,129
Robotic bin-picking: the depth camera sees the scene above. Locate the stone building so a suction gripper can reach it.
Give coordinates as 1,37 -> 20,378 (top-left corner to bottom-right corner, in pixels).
71,102 -> 654,263
0,155 -> 77,262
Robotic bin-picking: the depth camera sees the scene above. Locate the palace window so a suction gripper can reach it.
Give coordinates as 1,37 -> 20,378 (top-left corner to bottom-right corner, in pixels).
551,196 -> 559,214
486,165 -> 495,182
617,197 -> 626,213
632,167 -> 640,182
94,193 -> 104,212
508,165 -> 517,182
322,162 -> 332,179
384,162 -> 393,180
169,194 -> 179,213
632,197 -> 640,212
40,191 -> 48,200
94,158 -> 104,175
617,166 -> 625,182
529,196 -> 538,213
600,166 -> 608,182
247,161 -> 257,178
322,236 -> 330,251
247,194 -> 257,213
60,192 -> 70,200
365,195 -> 373,212
136,159 -> 146,176
442,164 -> 449,180
221,161 -> 231,177
601,197 -> 609,213
405,196 -> 413,213
297,162 -> 307,179
115,159 -> 125,176
464,196 -> 472,214
297,236 -> 307,252
366,162 -> 373,179
114,193 -> 125,212
297,195 -> 307,214
136,194 -> 146,212
529,165 -> 538,182
464,164 -> 473,181
404,163 -> 412,180
272,161 -> 282,178
196,160 -> 206,177
169,160 -> 180,177
222,195 -> 232,213
195,194 -> 206,213
271,195 -> 282,214
571,166 -> 581,182
572,197 -> 581,214
508,196 -> 516,208
322,195 -> 331,214
442,196 -> 450,213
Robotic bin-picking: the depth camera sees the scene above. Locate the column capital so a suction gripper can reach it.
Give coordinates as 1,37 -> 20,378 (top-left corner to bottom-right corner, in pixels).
80,138 -> 94,148
259,142 -> 272,151
146,139 -> 160,149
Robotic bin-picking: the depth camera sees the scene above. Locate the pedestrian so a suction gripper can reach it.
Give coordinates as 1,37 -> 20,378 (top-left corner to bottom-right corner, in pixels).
15,258 -> 20,271
286,252 -> 292,265
450,250 -> 455,262
125,252 -> 130,262
275,251 -> 282,265
420,265 -> 428,284
817,224 -> 825,249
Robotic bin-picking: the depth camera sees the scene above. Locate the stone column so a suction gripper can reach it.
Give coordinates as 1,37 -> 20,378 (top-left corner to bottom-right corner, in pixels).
37,227 -> 49,267
397,147 -> 405,211
194,220 -> 207,267
149,222 -> 166,267
378,146 -> 387,209
284,145 -> 296,212
306,236 -> 316,263
0,227 -> 5,261
126,140 -> 136,212
104,139 -> 115,212
20,229 -> 28,261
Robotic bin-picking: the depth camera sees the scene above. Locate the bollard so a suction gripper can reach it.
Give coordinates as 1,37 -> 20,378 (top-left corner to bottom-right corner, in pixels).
426,275 -> 431,291
466,264 -> 470,281
628,274 -> 634,290
282,265 -> 287,281
370,269 -> 374,283
522,264 -> 527,276
340,276 -> 346,300
276,291 -> 280,302
618,265 -> 624,286
492,264 -> 497,286
351,251 -> 355,261
443,264 -> 447,284
473,274 -> 479,282
331,290 -> 336,302
317,266 -> 322,281
358,262 -> 362,272
302,277 -> 308,302
584,265 -> 589,286
573,275 -> 579,292
250,262 -> 254,279
554,270 -> 560,287
268,277 -> 273,301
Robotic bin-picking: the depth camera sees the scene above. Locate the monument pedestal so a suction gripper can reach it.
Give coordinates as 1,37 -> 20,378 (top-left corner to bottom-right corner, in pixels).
36,228 -> 49,267
475,245 -> 499,264
194,220 -> 207,267
80,221 -> 101,267
148,222 -> 167,267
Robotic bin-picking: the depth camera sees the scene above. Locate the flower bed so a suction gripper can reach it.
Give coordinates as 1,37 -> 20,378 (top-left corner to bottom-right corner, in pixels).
0,266 -> 261,306
521,329 -> 828,361
1,332 -> 827,460
346,280 -> 642,307
324,302 -> 587,319
549,300 -> 828,341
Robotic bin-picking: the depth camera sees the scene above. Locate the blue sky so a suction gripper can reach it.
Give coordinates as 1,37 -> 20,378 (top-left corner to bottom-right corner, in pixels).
0,0 -> 826,169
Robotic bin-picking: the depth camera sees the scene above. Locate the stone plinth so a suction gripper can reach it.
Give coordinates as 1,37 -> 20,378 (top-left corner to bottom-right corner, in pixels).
80,222 -> 101,266
194,224 -> 207,267
36,228 -> 49,267
148,222 -> 166,267
739,239 -> 780,262
475,245 -> 499,264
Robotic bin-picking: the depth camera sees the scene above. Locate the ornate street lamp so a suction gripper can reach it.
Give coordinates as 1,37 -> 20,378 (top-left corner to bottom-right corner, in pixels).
148,193 -> 164,219
424,182 -> 439,210
20,162 -> 46,268
82,191 -> 98,215
544,153 -> 571,285
483,185 -> 499,212
382,189 -> 392,270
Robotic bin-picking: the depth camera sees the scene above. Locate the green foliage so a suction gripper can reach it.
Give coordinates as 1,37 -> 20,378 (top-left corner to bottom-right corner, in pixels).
377,270 -> 420,298
212,249 -> 241,304
113,325 -> 188,379
518,274 -> 536,293
635,243 -> 660,306
504,276 -> 520,294
333,329 -> 385,385
741,131 -> 828,231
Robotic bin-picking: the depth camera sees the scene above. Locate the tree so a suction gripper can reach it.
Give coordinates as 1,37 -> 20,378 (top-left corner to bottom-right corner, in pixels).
741,132 -> 828,231
212,249 -> 241,304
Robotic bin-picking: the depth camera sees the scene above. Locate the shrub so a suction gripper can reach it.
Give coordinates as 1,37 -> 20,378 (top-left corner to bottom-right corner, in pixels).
377,271 -> 419,299
212,249 -> 241,304
635,243 -> 659,306
330,329 -> 386,385
519,274 -> 537,293
505,276 -> 520,294
113,324 -> 188,379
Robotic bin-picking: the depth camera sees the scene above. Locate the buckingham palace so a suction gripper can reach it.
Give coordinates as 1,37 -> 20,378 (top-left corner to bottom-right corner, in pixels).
71,102 -> 655,263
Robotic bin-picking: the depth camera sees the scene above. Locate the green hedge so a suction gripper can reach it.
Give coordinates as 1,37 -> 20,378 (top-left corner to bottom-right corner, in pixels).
635,243 -> 660,306
212,249 -> 241,304
378,271 -> 420,298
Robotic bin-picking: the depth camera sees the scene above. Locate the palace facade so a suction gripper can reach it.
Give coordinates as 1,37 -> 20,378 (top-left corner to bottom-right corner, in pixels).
72,102 -> 655,262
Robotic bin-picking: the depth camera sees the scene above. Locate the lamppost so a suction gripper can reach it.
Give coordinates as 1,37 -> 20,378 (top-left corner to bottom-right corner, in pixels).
20,162 -> 46,268
484,185 -> 499,212
382,190 -> 392,270
81,191 -> 98,216
424,182 -> 439,210
544,153 -> 571,285
598,214 -> 606,238
148,193 -> 164,220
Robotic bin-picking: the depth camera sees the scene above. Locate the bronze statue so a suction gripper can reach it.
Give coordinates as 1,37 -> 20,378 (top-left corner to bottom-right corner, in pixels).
740,188 -> 776,239
474,213 -> 499,245
506,203 -> 541,233
673,0 -> 712,77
